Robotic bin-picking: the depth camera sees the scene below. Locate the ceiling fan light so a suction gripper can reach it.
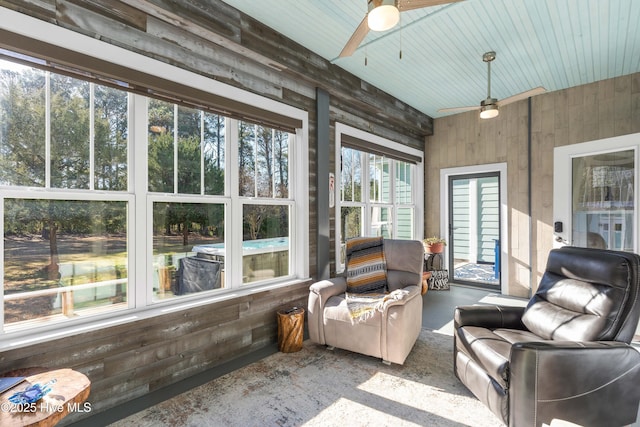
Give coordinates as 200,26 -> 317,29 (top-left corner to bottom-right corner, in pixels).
367,0 -> 399,32
479,102 -> 499,119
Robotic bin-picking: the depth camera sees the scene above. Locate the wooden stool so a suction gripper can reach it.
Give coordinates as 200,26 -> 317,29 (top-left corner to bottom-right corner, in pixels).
277,307 -> 305,353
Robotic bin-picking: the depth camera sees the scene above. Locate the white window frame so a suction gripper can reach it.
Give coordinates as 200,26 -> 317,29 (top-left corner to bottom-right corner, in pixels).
0,7 -> 309,346
334,123 -> 424,272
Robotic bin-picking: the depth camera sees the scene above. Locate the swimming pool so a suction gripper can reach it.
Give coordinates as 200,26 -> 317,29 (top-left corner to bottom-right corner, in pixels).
192,237 -> 289,257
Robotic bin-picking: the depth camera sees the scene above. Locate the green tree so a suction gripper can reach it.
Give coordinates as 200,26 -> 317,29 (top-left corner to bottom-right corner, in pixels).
256,125 -> 273,197
203,113 -> 224,195
94,85 -> 128,191
274,131 -> 288,197
0,67 -> 46,186
50,74 -> 90,189
238,121 -> 255,196
177,106 -> 201,195
148,99 -> 175,193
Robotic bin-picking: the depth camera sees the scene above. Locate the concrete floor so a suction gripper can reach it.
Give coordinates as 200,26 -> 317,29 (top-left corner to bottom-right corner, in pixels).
422,283 -> 526,334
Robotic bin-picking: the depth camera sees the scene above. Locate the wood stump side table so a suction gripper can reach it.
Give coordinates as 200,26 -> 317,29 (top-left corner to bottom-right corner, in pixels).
0,368 -> 91,427
277,307 -> 305,353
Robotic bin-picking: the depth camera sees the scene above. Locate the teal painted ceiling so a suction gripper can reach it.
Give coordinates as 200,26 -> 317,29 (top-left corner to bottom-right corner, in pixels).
221,0 -> 640,118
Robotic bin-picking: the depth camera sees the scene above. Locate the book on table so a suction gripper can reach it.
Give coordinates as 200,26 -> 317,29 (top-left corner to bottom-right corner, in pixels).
0,377 -> 26,394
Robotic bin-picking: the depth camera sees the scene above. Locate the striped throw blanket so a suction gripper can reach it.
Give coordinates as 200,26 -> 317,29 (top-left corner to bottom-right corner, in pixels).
345,236 -> 387,294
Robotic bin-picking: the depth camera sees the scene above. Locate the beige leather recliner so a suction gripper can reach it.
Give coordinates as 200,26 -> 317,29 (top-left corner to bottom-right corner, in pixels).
307,239 -> 424,365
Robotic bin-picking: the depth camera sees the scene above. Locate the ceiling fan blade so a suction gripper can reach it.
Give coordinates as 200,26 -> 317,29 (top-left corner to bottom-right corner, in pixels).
338,16 -> 370,58
497,86 -> 546,106
398,0 -> 464,12
438,105 -> 480,113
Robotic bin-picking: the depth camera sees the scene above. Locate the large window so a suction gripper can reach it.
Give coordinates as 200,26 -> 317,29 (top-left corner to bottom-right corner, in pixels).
239,122 -> 291,283
1,58 -> 131,328
0,34 -> 308,336
336,124 -> 423,271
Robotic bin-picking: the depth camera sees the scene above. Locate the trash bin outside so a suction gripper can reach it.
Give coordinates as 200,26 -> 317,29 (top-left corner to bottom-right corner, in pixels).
276,306 -> 305,353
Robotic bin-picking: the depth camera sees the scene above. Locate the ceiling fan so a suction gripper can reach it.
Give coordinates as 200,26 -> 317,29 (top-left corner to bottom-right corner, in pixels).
338,0 -> 464,58
438,51 -> 546,119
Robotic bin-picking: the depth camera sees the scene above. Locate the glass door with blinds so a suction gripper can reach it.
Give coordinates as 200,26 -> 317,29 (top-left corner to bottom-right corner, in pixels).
448,172 -> 501,288
571,150 -> 635,250
554,140 -> 637,252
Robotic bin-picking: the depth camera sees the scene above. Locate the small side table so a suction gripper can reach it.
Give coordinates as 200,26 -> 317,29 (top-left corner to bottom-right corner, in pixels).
424,252 -> 450,291
277,307 -> 305,353
0,368 -> 91,427
425,253 -> 444,271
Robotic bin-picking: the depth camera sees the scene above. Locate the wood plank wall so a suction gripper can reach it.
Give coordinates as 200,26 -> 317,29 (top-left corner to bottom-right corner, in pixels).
0,0 -> 433,424
0,282 -> 311,423
425,73 -> 640,297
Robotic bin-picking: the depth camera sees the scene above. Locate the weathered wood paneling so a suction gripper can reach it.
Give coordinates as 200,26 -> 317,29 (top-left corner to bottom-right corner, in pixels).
0,0 -> 55,22
0,282 -> 310,423
425,72 -> 640,298
61,0 -> 147,30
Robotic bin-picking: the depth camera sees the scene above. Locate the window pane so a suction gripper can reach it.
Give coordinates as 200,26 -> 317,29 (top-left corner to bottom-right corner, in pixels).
340,206 -> 362,265
243,205 -> 289,283
152,202 -> 225,299
395,161 -> 412,204
4,199 -> 128,327
341,206 -> 362,242
396,207 -> 413,239
177,106 -> 201,195
50,74 -> 90,189
273,130 -> 289,198
370,206 -> 392,238
148,99 -> 174,193
94,85 -> 128,191
238,122 -> 256,196
341,148 -> 362,202
0,60 -> 46,187
203,113 -> 225,195
255,126 -> 272,198
370,155 -> 390,203
238,122 -> 289,199
572,149 -> 634,251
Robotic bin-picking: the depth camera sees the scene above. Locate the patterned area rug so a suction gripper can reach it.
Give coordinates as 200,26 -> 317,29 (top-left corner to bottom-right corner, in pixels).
454,263 -> 499,285
111,330 -> 502,427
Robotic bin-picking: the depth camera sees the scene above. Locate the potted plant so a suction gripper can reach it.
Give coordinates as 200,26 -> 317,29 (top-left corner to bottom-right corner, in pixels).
423,236 -> 446,254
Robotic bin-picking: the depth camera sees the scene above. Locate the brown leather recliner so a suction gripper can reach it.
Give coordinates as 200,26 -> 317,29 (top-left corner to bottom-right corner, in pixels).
307,239 -> 424,365
454,246 -> 640,427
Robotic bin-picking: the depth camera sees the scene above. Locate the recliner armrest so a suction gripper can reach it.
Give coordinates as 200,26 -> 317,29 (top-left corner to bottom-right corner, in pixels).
454,305 -> 526,330
380,285 -> 421,311
308,277 -> 347,346
509,341 -> 640,427
309,277 -> 347,300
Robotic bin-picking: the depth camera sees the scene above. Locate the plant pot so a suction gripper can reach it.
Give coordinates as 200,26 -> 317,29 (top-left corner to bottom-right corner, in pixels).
425,242 -> 444,254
